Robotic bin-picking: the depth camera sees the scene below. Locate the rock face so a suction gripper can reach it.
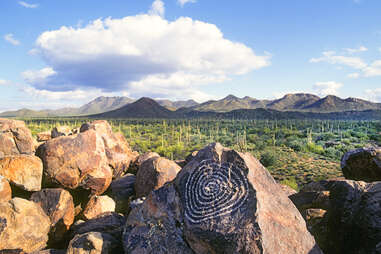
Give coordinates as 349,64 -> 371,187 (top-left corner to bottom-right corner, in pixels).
0,198 -> 51,252
341,147 -> 381,182
0,176 -> 12,202
80,120 -> 138,178
124,143 -> 321,254
67,232 -> 122,254
37,129 -> 112,194
0,155 -> 43,191
30,188 -> 75,243
0,118 -> 35,156
82,195 -> 116,220
135,156 -> 181,197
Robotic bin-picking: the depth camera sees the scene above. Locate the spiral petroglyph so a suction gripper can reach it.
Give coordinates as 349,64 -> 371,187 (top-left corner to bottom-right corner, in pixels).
184,159 -> 249,223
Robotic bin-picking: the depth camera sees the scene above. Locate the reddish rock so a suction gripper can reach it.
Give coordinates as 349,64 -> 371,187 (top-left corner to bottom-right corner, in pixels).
37,130 -> 112,194
0,155 -> 43,191
36,131 -> 51,142
129,151 -> 160,174
135,156 -> 181,197
82,195 -> 115,220
30,188 -> 75,242
0,118 -> 35,156
0,198 -> 51,252
0,176 -> 12,202
51,126 -> 73,138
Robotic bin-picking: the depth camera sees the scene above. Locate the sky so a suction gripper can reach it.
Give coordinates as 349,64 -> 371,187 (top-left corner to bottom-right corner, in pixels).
1,0 -> 381,111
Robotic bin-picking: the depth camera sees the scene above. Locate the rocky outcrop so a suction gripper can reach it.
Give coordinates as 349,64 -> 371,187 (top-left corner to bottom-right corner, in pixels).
124,143 -> 321,253
67,232 -> 122,254
129,152 -> 160,174
109,174 -> 136,213
37,131 -> 51,142
82,195 -> 115,220
0,155 -> 43,191
30,188 -> 75,244
0,176 -> 12,202
135,156 -> 181,197
0,198 -> 51,252
341,147 -> 381,182
0,118 -> 35,156
51,126 -> 73,138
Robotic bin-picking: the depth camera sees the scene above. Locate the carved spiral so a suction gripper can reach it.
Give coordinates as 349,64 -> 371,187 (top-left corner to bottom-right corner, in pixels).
184,159 -> 249,224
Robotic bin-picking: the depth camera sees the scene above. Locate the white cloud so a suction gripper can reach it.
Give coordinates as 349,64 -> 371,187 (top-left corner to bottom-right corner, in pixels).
310,51 -> 366,69
18,1 -> 38,8
364,88 -> 381,102
4,34 -> 20,46
344,46 -> 368,54
313,81 -> 343,96
363,60 -> 381,77
178,0 -> 197,7
25,14 -> 270,100
149,0 -> 165,17
0,80 -> 10,85
347,73 -> 360,79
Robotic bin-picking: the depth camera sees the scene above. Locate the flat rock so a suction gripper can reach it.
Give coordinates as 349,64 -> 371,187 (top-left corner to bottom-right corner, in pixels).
0,118 -> 35,156
0,176 -> 12,202
82,195 -> 115,220
0,155 -> 43,191
67,232 -> 122,254
341,147 -> 381,182
135,156 -> 181,197
0,198 -> 51,252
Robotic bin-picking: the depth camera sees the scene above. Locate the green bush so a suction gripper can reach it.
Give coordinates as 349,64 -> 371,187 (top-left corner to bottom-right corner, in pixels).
260,150 -> 277,167
280,178 -> 299,191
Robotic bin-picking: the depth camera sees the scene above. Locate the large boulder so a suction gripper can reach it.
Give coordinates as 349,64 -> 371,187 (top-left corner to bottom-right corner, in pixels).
67,232 -> 123,254
37,129 -> 112,195
0,119 -> 35,156
0,176 -> 12,202
135,156 -> 181,197
341,147 -> 381,182
129,152 -> 160,174
80,120 -> 138,178
0,198 -> 51,252
30,188 -> 75,244
124,143 -> 321,254
109,174 -> 136,213
0,155 -> 43,191
82,195 -> 115,220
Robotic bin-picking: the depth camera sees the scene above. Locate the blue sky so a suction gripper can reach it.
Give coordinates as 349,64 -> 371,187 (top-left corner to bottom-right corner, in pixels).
1,0 -> 381,111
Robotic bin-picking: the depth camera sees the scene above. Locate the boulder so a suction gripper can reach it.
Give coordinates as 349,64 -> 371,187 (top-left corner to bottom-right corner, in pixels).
30,188 -> 75,244
289,191 -> 330,211
67,232 -> 122,254
0,118 -> 35,156
37,129 -> 112,195
129,152 -> 160,174
0,176 -> 12,203
135,156 -> 181,197
302,209 -> 329,252
0,198 -> 51,252
80,120 -> 138,178
36,131 -> 51,142
124,143 -> 321,254
82,195 -> 115,220
0,155 -> 43,191
51,126 -> 73,138
341,147 -> 381,182
30,250 -> 65,254
109,174 -> 136,213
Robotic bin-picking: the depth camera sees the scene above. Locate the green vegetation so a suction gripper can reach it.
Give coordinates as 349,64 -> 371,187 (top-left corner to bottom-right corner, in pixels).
25,118 -> 380,188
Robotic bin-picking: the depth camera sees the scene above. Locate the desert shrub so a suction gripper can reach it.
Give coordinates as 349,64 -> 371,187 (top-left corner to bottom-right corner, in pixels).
280,177 -> 298,191
260,150 -> 277,167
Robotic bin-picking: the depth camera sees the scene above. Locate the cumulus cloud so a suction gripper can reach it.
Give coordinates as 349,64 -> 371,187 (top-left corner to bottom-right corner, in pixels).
178,0 -> 197,7
364,88 -> 381,102
4,34 -> 20,46
149,0 -> 165,17
18,1 -> 38,8
363,60 -> 381,77
347,73 -> 360,79
344,46 -> 368,54
24,14 -> 270,100
313,81 -> 343,96
310,51 -> 366,69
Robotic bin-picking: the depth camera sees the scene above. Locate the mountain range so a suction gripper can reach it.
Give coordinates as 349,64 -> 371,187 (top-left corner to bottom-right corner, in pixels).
1,93 -> 380,119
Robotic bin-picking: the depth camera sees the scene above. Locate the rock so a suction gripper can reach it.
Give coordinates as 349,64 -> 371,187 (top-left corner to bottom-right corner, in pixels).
30,188 -> 75,244
135,156 -> 181,197
341,147 -> 381,182
289,191 -> 330,211
109,174 -> 136,213
67,232 -> 122,254
80,120 -> 138,178
51,126 -> 73,138
0,198 -> 51,252
129,197 -> 145,210
279,183 -> 297,196
82,195 -> 116,220
302,209 -> 329,252
30,250 -> 65,254
124,143 -> 321,254
129,151 -> 160,174
0,176 -> 12,203
175,160 -> 187,168
0,118 -> 35,156
185,150 -> 198,164
70,212 -> 125,239
37,129 -> 112,195
0,155 -> 43,191
36,131 -> 51,142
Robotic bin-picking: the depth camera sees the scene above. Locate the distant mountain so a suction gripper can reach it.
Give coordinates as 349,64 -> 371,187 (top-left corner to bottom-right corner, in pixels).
266,93 -> 320,111
93,97 -> 174,118
157,99 -> 199,110
303,95 -> 381,112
